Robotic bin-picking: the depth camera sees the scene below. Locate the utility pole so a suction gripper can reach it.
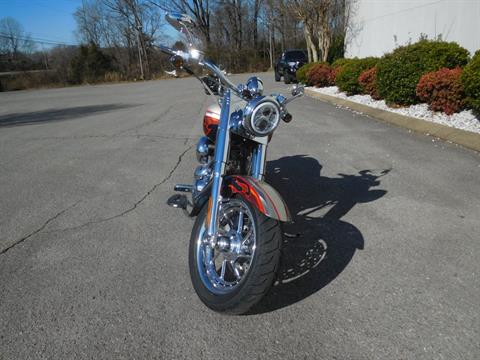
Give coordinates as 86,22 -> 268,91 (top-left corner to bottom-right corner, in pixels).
131,0 -> 148,80
136,24 -> 144,80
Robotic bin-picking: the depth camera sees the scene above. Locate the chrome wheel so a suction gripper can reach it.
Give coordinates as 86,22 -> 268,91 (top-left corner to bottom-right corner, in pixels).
195,199 -> 257,294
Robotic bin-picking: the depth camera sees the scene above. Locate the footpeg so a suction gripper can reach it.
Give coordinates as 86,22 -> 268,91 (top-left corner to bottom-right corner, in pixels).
167,194 -> 188,210
174,184 -> 194,193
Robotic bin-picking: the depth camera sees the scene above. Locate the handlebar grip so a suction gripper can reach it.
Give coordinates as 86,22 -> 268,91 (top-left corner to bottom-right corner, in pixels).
282,111 -> 293,123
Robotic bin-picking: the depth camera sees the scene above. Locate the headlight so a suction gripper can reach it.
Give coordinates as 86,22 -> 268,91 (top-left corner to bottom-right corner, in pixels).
244,97 -> 281,137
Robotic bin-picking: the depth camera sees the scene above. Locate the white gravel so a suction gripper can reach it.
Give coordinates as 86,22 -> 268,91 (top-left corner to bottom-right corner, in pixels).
308,86 -> 480,134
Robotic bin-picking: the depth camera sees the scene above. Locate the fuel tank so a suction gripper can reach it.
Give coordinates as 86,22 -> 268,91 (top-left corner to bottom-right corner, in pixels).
203,103 -> 221,141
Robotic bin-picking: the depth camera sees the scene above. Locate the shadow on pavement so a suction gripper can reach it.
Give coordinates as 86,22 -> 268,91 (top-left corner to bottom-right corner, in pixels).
0,104 -> 137,127
250,155 -> 390,314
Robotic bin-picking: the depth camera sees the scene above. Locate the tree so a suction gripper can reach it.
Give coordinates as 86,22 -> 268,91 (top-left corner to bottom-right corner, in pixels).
316,0 -> 332,62
289,0 -> 355,63
74,0 -> 165,79
0,17 -> 35,58
70,42 -> 114,83
251,0 -> 262,48
289,0 -> 318,62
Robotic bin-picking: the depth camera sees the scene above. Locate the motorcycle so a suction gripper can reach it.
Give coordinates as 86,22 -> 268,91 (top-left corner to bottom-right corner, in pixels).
161,12 -> 304,314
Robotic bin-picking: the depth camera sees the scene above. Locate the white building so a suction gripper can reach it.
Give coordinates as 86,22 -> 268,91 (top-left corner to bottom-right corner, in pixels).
345,0 -> 480,58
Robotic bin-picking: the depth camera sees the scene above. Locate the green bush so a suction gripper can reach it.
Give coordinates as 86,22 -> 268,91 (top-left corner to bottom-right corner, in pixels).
335,57 -> 378,95
461,50 -> 480,112
297,62 -> 320,85
377,40 -> 470,105
331,58 -> 354,68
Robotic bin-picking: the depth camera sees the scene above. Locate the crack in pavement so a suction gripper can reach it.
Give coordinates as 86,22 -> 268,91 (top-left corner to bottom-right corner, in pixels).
1,144 -> 194,255
1,98 -> 205,254
48,143 -> 194,234
0,201 -> 81,255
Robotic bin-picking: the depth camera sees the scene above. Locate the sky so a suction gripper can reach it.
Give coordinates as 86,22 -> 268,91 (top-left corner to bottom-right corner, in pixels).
0,0 -> 177,48
0,0 -> 82,46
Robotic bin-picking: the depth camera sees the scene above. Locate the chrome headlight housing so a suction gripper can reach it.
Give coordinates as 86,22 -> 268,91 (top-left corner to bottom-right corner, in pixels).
243,97 -> 281,137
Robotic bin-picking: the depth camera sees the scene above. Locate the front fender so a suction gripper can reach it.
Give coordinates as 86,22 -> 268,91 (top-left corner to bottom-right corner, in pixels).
223,176 -> 292,222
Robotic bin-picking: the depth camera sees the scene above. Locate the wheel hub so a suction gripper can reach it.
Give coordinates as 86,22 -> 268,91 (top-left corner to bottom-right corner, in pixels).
216,231 -> 243,260
195,199 -> 257,294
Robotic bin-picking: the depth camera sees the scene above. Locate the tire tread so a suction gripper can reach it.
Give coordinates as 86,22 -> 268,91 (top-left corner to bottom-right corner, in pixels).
189,202 -> 283,315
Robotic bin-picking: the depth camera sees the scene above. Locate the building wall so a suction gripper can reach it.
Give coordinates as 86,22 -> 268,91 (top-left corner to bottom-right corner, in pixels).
345,0 -> 480,58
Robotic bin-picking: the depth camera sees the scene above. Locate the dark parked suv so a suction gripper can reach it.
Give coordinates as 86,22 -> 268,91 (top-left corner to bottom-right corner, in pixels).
274,50 -> 307,84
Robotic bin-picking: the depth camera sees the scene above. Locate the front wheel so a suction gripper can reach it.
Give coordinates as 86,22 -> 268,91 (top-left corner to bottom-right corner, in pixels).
189,198 -> 282,314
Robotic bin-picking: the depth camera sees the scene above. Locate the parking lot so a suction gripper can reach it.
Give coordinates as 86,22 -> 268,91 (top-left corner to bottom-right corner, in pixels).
1,74 -> 479,359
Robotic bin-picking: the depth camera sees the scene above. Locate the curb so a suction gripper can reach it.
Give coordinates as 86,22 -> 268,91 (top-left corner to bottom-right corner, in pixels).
306,89 -> 480,153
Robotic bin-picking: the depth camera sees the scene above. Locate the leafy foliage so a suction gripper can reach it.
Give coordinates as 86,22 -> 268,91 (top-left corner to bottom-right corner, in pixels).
377,40 -> 470,105
416,68 -> 465,115
358,67 -> 380,99
327,34 -> 346,64
335,57 -> 378,95
306,63 -> 335,87
296,63 -> 318,85
461,50 -> 480,113
331,58 -> 353,68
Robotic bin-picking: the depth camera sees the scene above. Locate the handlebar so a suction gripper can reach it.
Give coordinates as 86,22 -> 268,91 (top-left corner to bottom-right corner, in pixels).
157,43 -> 304,108
157,44 -> 244,99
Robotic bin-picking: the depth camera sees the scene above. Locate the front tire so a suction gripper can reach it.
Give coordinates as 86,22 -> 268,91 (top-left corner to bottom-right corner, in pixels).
284,72 -> 292,84
189,198 -> 282,314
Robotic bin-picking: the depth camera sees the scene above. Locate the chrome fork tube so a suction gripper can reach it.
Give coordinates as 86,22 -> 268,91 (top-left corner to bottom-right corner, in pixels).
251,143 -> 267,181
207,90 -> 231,240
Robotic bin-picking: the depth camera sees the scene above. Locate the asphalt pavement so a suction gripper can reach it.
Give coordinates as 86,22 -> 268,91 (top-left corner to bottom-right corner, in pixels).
1,73 -> 479,359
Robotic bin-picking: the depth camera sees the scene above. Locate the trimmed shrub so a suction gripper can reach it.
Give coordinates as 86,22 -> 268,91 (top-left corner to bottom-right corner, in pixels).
331,59 -> 356,83
377,40 -> 470,105
416,67 -> 465,115
358,67 -> 380,99
335,57 -> 378,95
331,58 -> 353,68
307,63 -> 335,87
296,62 -> 317,85
461,50 -> 480,112
332,66 -> 341,82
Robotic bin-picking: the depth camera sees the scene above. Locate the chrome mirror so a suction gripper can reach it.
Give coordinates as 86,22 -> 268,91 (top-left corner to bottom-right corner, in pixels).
291,84 -> 304,97
165,12 -> 197,47
166,12 -> 195,33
